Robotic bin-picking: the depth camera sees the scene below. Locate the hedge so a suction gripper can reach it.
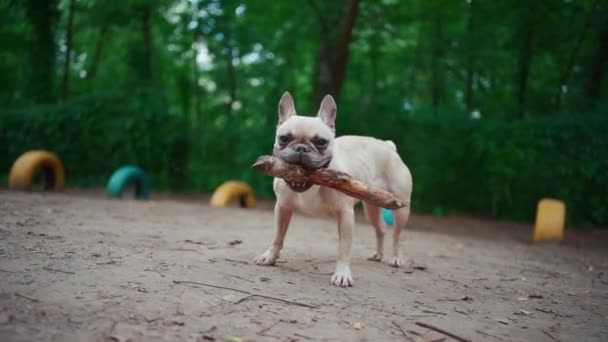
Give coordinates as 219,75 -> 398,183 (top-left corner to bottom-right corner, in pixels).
1,93 -> 606,226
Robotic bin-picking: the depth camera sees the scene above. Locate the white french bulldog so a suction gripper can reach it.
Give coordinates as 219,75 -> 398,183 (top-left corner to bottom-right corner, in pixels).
253,92 -> 413,287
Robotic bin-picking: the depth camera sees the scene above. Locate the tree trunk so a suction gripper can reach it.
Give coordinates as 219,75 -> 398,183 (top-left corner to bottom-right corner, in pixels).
141,4 -> 152,81
554,0 -> 599,111
430,10 -> 444,116
87,22 -> 109,80
464,0 -> 475,113
586,14 -> 608,105
192,30 -> 200,124
331,0 -> 359,102
24,0 -> 59,102
369,32 -> 379,102
408,45 -> 421,98
61,0 -> 75,100
222,30 -> 237,115
516,13 -> 535,119
310,0 -> 360,109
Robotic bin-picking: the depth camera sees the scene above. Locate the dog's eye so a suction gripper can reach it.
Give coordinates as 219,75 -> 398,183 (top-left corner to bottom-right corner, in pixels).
279,135 -> 291,144
314,138 -> 328,147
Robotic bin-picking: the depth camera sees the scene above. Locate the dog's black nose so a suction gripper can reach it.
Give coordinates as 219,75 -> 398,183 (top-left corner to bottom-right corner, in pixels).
294,144 -> 310,153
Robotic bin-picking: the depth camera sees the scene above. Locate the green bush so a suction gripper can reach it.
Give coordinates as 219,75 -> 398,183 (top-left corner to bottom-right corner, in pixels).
377,115 -> 608,226
0,90 -> 189,189
1,94 -> 606,226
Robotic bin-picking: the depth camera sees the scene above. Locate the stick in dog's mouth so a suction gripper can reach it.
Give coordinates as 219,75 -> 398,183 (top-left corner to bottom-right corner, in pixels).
252,155 -> 407,210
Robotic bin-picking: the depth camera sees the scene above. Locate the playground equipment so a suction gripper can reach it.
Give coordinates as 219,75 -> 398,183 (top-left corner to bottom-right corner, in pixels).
9,150 -> 65,191
210,180 -> 256,208
106,165 -> 151,199
533,198 -> 565,242
381,208 -> 394,227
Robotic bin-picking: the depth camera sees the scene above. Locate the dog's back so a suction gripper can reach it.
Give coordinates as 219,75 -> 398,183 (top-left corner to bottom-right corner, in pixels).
332,135 -> 412,204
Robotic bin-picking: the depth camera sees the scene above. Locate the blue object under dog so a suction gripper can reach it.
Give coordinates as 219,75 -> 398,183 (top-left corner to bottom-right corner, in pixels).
381,208 -> 394,227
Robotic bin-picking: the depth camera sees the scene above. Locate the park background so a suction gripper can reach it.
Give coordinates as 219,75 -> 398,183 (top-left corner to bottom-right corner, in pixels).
0,0 -> 606,226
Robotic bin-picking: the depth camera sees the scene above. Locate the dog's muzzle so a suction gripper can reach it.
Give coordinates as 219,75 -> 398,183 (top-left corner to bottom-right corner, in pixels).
284,158 -> 331,193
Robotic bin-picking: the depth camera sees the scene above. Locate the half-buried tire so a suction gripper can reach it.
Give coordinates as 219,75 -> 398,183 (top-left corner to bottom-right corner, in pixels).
106,165 -> 151,199
210,180 -> 256,208
9,150 -> 65,191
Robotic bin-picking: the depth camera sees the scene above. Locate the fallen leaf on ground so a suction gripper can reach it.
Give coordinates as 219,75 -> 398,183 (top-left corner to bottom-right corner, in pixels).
438,296 -> 473,302
528,293 -> 543,299
96,260 -> 119,265
127,282 -> 148,293
353,322 -> 365,330
454,308 -> 469,315
144,315 -> 162,323
514,310 -> 533,316
495,318 -> 510,325
517,296 -> 528,301
223,336 -> 243,342
228,240 -> 242,246
184,239 -> 212,245
165,320 -> 185,326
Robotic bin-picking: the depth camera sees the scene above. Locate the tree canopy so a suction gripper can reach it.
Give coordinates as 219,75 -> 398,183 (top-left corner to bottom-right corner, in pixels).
1,0 -> 607,225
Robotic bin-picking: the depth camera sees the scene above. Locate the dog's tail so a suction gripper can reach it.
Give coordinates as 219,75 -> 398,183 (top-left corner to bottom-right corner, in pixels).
385,140 -> 397,151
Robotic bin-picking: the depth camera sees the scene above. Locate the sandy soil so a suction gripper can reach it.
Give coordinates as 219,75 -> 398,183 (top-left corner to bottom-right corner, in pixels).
0,190 -> 607,342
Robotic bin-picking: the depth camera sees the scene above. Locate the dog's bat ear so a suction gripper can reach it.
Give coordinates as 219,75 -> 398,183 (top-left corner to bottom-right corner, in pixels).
317,94 -> 337,131
278,91 -> 297,125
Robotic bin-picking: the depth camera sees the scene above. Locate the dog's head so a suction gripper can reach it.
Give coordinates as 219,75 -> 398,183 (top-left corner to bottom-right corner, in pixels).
273,91 -> 337,192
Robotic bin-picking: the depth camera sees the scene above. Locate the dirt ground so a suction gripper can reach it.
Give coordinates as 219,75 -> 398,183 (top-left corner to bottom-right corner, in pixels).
0,190 -> 607,342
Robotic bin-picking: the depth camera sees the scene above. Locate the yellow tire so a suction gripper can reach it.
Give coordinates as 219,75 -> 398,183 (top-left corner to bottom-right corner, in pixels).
210,180 -> 256,208
8,150 -> 65,191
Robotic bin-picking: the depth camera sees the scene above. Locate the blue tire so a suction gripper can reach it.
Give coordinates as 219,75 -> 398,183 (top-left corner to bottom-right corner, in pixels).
106,165 -> 151,199
381,208 -> 394,227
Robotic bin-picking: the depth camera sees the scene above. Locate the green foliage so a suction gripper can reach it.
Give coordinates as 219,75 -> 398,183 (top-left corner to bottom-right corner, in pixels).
385,113 -> 608,226
0,90 -> 185,188
1,94 -> 606,226
0,89 -> 276,197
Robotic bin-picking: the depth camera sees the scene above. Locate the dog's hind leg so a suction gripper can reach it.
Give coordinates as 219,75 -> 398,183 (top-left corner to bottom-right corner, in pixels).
387,206 -> 410,267
363,202 -> 386,262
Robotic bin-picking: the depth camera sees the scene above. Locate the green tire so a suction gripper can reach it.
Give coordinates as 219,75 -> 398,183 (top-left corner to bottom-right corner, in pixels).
106,165 -> 151,199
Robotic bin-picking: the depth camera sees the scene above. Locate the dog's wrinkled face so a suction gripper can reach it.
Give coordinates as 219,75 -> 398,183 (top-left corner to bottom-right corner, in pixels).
273,92 -> 337,192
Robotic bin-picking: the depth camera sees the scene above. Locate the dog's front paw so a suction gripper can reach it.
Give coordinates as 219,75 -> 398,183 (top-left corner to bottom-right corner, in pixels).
367,252 -> 383,262
253,249 -> 279,266
330,262 -> 353,287
386,256 -> 404,268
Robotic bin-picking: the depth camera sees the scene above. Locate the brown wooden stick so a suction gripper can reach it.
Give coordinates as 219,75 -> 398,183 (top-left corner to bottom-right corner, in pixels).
415,321 -> 472,342
252,155 -> 407,210
172,280 -> 317,308
540,329 -> 561,342
15,292 -> 39,302
392,320 -> 416,342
